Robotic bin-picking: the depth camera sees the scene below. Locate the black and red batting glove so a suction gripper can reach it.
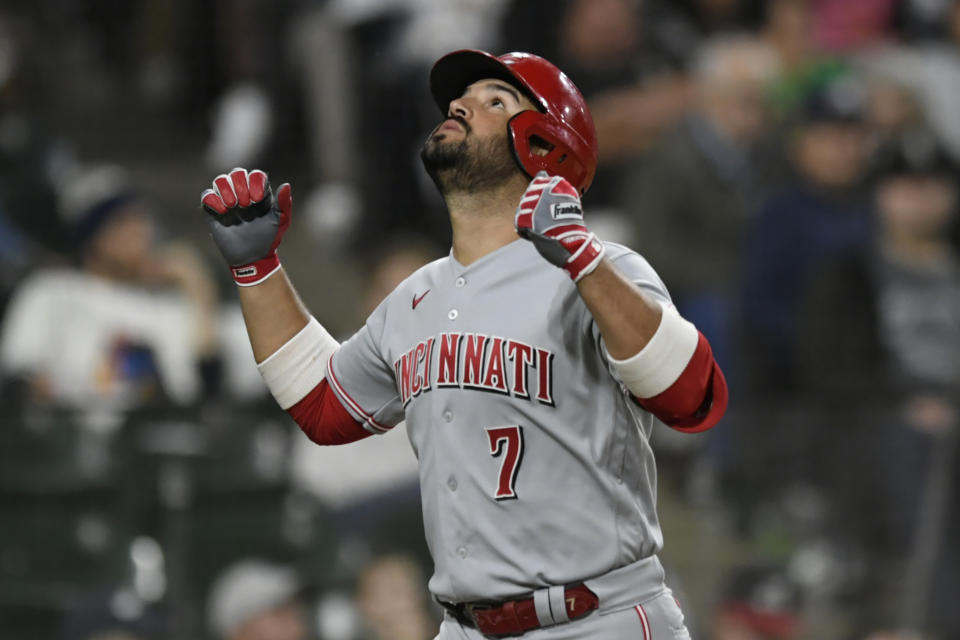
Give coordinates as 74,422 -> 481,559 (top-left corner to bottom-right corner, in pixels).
515,171 -> 605,282
201,168 -> 292,286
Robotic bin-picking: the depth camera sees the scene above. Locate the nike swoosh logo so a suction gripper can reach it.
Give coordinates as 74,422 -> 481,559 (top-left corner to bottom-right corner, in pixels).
412,290 -> 430,310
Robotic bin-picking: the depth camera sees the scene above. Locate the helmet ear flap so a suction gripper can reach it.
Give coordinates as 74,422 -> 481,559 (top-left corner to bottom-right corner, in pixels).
508,111 -> 594,195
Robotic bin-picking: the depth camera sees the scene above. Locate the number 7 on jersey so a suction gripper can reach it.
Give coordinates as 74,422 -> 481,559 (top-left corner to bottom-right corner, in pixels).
486,426 -> 524,500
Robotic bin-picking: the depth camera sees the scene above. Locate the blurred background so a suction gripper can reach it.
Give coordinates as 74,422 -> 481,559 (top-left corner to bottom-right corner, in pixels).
0,0 -> 958,639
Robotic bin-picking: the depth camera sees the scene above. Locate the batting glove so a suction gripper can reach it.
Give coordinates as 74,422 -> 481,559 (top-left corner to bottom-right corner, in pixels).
201,168 -> 292,286
515,171 -> 605,282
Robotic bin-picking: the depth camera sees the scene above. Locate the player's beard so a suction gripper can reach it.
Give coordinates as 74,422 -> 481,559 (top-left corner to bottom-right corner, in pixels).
421,128 -> 520,195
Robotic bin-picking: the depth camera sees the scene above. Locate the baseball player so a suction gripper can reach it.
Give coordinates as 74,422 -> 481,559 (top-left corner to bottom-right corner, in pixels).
200,50 -> 727,639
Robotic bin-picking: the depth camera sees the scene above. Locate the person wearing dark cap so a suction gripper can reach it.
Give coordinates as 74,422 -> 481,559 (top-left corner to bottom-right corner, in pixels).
0,164 -> 223,410
727,78 -> 876,535
740,76 -> 875,395
798,130 -> 960,637
623,35 -> 780,369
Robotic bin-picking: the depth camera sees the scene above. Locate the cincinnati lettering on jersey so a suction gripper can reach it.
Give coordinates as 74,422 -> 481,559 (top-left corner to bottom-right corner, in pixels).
393,333 -> 555,407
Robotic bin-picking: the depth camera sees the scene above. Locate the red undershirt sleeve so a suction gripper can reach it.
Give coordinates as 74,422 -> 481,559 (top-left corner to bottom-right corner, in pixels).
633,332 -> 729,433
287,379 -> 373,445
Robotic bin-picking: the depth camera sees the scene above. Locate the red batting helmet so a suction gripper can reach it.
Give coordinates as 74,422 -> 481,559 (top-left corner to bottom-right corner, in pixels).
429,50 -> 598,195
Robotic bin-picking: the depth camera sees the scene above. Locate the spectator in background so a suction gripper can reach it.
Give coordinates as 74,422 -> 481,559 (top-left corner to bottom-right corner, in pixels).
708,564 -> 803,640
799,130 -> 960,636
297,0 -> 513,254
740,78 -> 873,397
354,554 -> 437,640
0,207 -> 40,318
207,559 -> 310,640
861,73 -> 925,151
559,0 -> 693,208
862,633 -> 925,640
0,165 -> 222,411
503,0 -> 691,210
809,0 -> 896,54
763,0 -> 814,78
894,0 -> 960,41
622,34 -> 779,378
647,0 -> 765,63
0,10 -> 76,312
289,240 -> 440,569
860,0 -> 960,163
663,0 -> 764,36
728,79 -> 873,535
0,11 -> 74,255
762,0 -> 852,120
58,593 -> 167,640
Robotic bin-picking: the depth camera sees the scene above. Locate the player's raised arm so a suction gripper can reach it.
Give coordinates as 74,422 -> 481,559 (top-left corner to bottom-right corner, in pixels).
200,168 -> 372,445
515,171 -> 728,432
200,168 -> 310,361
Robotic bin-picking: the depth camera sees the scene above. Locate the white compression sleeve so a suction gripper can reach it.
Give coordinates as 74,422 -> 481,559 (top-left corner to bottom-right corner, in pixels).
608,301 -> 699,399
256,316 -> 340,409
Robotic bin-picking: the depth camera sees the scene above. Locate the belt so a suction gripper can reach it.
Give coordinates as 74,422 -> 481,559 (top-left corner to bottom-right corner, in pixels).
440,583 -> 599,637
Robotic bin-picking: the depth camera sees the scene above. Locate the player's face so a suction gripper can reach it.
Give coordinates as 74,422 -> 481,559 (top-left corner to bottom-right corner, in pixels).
421,79 -> 537,194
429,79 -> 536,143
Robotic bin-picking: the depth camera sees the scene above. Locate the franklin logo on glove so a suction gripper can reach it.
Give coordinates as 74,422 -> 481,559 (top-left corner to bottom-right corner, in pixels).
515,171 -> 604,283
551,202 -> 582,219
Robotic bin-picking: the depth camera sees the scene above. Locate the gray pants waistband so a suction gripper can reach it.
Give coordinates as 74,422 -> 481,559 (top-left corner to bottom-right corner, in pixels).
582,554 -> 667,613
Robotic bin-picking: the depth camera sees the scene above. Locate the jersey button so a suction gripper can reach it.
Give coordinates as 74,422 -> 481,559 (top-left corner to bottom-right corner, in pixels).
457,546 -> 468,558
443,411 -> 453,423
448,309 -> 458,320
455,277 -> 466,287
447,476 -> 457,491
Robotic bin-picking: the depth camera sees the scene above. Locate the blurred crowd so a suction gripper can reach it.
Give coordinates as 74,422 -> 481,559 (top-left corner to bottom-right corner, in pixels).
0,0 -> 959,639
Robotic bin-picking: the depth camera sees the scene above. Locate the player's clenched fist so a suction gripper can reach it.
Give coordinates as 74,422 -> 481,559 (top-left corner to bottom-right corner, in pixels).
515,171 -> 605,282
201,168 -> 292,286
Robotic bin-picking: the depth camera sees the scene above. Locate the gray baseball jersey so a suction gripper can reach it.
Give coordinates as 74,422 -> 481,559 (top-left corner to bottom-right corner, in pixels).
327,238 -> 672,604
